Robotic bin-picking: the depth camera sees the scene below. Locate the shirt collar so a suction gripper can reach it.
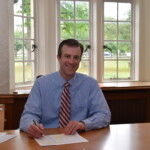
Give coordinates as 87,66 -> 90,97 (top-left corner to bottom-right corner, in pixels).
57,71 -> 77,87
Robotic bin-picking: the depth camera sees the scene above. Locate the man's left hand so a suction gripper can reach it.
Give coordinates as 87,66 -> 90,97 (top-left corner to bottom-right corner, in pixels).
64,120 -> 85,135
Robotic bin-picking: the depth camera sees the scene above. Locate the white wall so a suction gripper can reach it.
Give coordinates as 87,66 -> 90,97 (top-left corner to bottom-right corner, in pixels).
0,0 -> 10,94
37,0 -> 57,75
139,0 -> 150,81
1,0 -> 150,94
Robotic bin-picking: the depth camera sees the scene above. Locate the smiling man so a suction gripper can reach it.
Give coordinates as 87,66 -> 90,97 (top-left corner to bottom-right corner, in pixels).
19,39 -> 111,138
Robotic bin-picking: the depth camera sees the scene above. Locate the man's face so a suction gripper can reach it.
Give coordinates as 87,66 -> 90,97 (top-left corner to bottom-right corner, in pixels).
57,45 -> 82,80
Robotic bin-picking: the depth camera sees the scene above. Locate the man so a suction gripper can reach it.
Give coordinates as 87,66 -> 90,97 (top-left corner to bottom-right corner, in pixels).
19,39 -> 111,138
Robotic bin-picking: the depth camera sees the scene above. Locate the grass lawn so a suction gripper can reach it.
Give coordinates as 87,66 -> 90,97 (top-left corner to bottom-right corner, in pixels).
15,60 -> 131,83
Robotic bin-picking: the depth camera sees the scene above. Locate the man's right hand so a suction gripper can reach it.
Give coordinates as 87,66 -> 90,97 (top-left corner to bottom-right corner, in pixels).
27,123 -> 44,138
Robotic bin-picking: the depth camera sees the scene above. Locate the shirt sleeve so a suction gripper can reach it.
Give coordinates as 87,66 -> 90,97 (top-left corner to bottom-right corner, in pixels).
19,79 -> 42,132
81,80 -> 111,131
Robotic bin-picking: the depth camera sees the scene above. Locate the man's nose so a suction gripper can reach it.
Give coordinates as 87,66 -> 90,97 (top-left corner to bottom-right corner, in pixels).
69,57 -> 75,64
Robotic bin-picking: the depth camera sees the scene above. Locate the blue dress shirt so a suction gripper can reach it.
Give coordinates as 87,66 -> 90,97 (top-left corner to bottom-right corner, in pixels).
19,72 -> 111,132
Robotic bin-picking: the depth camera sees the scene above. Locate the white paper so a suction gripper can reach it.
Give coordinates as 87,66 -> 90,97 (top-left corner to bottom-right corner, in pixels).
35,132 -> 88,146
0,132 -> 17,143
0,132 -> 6,137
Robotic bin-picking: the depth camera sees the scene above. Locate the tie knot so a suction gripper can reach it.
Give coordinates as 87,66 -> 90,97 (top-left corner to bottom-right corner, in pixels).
65,82 -> 70,88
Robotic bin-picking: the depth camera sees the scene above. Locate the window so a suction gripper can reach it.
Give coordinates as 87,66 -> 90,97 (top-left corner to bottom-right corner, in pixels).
103,0 -> 133,80
58,0 -> 91,75
14,0 -> 36,86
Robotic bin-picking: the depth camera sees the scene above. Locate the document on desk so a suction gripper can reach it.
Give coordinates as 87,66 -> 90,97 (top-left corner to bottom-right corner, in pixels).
0,132 -> 17,143
35,132 -> 88,146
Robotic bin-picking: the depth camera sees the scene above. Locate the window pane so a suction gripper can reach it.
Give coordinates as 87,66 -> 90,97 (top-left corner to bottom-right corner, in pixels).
14,0 -> 22,15
104,42 -> 117,58
25,62 -> 34,82
104,2 -> 117,21
118,3 -> 131,21
76,21 -> 89,40
24,18 -> 34,39
77,61 -> 89,75
60,1 -> 74,20
14,0 -> 35,85
24,0 -> 34,17
118,42 -> 131,58
118,22 -> 131,40
14,40 -> 23,61
14,16 -> 23,38
76,1 -> 89,20
103,1 -> 133,81
118,60 -> 131,78
60,21 -> 74,39
15,62 -> 23,83
104,61 -> 117,79
24,40 -> 34,60
104,22 -> 117,40
81,41 -> 90,60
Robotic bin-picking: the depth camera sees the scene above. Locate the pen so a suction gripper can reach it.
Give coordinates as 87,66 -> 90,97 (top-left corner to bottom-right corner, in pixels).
33,120 -> 45,136
33,120 -> 38,127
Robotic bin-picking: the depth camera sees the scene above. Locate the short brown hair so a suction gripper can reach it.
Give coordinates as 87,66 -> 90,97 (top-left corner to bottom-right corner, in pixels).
57,39 -> 84,58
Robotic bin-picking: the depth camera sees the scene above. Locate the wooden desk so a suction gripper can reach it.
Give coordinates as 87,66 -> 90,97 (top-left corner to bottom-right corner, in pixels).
1,123 -> 150,150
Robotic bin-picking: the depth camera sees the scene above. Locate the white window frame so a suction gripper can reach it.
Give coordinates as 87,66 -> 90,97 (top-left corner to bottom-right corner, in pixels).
102,0 -> 135,81
13,0 -> 37,87
9,0 -> 141,91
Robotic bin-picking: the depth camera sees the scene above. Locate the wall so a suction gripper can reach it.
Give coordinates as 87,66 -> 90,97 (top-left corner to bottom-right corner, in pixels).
139,0 -> 150,81
0,0 -> 10,93
1,0 -> 150,93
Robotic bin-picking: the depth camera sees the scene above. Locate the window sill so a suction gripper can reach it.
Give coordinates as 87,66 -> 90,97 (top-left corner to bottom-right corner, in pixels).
99,81 -> 150,91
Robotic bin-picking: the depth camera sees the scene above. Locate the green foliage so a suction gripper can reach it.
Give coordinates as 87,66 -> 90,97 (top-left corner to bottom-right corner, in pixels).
61,21 -> 74,39
14,0 -> 31,52
60,1 -> 89,40
76,2 -> 89,20
60,1 -> 74,20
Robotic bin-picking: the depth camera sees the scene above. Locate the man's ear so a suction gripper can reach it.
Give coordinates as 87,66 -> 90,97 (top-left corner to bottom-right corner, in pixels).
57,55 -> 61,62
57,55 -> 60,60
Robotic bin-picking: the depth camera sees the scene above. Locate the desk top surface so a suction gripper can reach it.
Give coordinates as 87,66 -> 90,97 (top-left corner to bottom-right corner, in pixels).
1,123 -> 150,150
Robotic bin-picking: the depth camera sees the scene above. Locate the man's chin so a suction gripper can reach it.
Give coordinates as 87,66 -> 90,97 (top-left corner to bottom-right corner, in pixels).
67,71 -> 76,76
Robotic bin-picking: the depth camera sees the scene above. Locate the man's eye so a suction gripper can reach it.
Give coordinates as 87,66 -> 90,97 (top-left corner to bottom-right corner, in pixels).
74,56 -> 80,60
65,55 -> 70,58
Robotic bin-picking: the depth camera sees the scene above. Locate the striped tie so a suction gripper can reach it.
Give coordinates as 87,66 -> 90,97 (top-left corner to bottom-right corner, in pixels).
59,82 -> 71,127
